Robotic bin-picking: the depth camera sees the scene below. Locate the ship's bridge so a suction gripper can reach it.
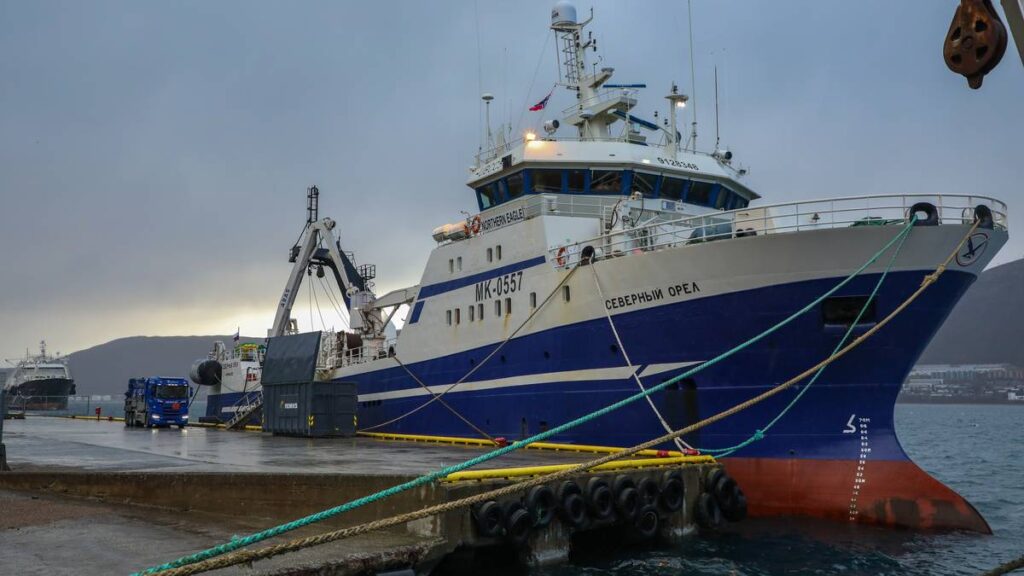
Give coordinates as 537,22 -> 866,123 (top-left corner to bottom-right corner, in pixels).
467,139 -> 759,215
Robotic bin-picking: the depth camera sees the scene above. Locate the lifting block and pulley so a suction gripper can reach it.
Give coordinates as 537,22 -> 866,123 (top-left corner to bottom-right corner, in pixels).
944,0 -> 1009,88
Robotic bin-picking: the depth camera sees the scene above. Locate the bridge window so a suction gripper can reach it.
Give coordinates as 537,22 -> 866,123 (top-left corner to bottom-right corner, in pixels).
532,169 -> 563,193
506,172 -> 525,199
477,182 -> 500,210
566,169 -> 587,193
686,180 -> 715,206
632,172 -> 658,197
660,177 -> 686,201
591,170 -> 622,194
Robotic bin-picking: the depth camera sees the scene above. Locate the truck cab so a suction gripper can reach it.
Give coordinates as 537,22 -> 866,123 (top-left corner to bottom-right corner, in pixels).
124,377 -> 190,428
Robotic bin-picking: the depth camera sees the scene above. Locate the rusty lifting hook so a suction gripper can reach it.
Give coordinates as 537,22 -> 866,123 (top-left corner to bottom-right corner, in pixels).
944,0 -> 1009,88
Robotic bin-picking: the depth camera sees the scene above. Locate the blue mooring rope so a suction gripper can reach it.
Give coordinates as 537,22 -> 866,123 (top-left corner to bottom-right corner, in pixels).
136,218 -> 917,576
698,219 -> 914,457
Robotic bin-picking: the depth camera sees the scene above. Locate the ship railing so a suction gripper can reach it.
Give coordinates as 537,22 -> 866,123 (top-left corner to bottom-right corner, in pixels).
334,339 -> 398,369
548,193 -> 1009,269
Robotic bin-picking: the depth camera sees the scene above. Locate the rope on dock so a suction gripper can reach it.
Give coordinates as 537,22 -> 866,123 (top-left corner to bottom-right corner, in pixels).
138,216 -> 968,576
147,217 -> 981,576
981,555 -> 1024,576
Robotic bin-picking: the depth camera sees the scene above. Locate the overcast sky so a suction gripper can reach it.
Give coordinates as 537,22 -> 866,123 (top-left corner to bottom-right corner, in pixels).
1,0 -> 1022,361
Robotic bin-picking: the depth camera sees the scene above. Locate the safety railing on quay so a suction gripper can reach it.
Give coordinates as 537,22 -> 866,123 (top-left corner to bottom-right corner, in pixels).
549,193 -> 1008,269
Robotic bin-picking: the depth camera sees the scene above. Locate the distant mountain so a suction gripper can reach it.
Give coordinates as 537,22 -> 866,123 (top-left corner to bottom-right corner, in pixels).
920,258 -> 1024,366
66,335 -> 262,396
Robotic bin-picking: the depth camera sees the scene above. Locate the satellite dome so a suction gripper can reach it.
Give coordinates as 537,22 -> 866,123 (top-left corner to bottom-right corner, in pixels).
551,1 -> 577,28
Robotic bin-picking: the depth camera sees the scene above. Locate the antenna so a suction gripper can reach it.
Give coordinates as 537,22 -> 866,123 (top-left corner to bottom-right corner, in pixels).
482,93 -> 495,151
306,186 -> 319,225
687,0 -> 698,152
714,65 -> 720,150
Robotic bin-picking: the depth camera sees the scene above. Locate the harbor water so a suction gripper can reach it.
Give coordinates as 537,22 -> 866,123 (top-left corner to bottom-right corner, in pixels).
533,404 -> 1023,576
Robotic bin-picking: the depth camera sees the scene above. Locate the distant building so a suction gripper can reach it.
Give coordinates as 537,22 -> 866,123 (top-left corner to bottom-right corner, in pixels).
902,363 -> 1024,404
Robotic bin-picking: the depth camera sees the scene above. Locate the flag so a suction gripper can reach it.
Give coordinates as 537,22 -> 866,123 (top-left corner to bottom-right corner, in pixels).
233,328 -> 240,342
529,89 -> 553,111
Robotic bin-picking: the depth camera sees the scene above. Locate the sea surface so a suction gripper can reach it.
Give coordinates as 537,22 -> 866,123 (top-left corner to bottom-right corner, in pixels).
537,404 -> 1023,576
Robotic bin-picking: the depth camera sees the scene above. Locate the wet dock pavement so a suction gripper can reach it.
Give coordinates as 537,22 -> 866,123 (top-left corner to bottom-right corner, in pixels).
1,415 -> 591,473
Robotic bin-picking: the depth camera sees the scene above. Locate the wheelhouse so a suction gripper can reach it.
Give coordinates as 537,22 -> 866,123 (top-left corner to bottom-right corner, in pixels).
474,166 -> 754,213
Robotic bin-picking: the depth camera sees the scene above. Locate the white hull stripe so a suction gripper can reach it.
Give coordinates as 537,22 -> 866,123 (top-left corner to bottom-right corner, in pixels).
355,361 -> 702,402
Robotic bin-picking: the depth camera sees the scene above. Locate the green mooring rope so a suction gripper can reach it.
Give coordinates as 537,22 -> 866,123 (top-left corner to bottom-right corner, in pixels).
136,218 -> 917,576
699,217 -> 915,457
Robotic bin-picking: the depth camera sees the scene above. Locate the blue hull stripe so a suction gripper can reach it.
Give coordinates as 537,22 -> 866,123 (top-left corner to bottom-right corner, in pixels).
417,255 -> 547,299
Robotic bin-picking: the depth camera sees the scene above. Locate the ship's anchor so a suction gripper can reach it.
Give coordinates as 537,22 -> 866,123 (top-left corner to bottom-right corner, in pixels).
943,0 -> 1009,88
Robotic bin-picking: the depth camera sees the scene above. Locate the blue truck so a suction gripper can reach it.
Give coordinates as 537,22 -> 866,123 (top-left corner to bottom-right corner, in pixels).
123,377 -> 191,428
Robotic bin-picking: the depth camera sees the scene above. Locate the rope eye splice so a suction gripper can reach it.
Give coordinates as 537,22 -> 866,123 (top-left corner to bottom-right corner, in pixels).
140,214 -> 992,576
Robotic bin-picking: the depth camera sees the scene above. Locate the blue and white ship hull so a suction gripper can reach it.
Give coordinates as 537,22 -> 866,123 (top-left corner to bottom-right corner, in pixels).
332,221 -> 1005,532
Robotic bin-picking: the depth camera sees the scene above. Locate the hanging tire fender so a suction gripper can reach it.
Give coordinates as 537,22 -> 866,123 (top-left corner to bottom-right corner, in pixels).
503,501 -> 531,546
908,202 -> 939,226
659,470 -> 685,513
636,476 -> 660,507
585,476 -> 614,520
557,481 -> 587,527
695,492 -> 722,529
612,475 -> 639,520
472,500 -> 504,538
974,204 -> 994,229
525,485 -> 556,528
633,504 -> 660,540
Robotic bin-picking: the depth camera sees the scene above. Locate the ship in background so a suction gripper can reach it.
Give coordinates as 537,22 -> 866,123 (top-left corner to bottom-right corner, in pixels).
190,340 -> 264,423
262,3 -> 1008,533
3,341 -> 76,410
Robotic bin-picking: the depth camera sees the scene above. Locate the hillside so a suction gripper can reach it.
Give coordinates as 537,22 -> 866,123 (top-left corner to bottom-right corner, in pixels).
920,257 -> 1024,366
66,335 -> 262,396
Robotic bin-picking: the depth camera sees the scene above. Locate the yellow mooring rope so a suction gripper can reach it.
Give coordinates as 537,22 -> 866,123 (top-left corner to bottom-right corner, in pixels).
146,219 -> 982,576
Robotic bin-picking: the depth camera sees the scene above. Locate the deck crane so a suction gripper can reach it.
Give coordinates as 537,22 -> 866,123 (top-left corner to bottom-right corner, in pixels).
269,186 -> 384,344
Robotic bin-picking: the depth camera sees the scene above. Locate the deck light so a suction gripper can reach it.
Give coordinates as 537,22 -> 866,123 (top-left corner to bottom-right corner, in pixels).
525,131 -> 538,141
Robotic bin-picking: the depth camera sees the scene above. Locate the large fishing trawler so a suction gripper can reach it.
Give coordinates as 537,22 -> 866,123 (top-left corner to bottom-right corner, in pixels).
267,3 -> 1008,532
3,341 -> 76,411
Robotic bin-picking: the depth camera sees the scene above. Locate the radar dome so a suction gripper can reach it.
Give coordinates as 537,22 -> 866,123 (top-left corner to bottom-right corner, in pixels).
551,1 -> 577,27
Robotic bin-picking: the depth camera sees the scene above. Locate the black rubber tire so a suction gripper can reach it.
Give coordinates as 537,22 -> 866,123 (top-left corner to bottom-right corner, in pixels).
613,475 -> 638,520
659,472 -> 685,513
586,477 -> 614,520
712,474 -> 739,510
636,476 -> 660,506
722,490 -> 748,522
525,485 -> 556,528
704,468 -> 725,493
615,486 -> 640,521
612,475 -> 636,495
472,500 -> 504,538
975,204 -> 994,229
633,504 -> 659,540
504,502 -> 531,546
558,481 -> 586,527
695,492 -> 722,529
909,202 -> 939,226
